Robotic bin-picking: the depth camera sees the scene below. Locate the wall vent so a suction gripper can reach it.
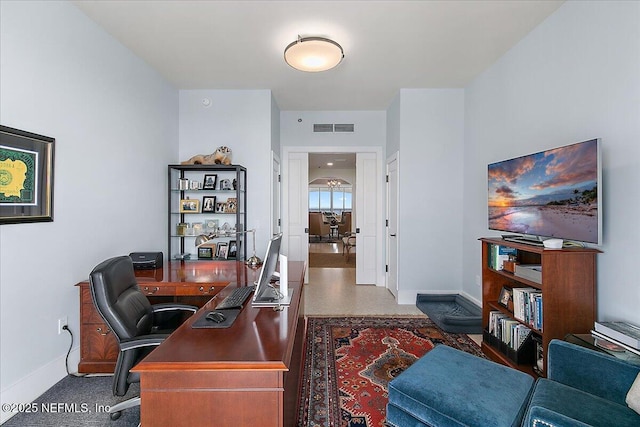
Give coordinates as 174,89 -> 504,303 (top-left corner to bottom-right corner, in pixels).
334,124 -> 355,132
313,123 -> 355,133
313,124 -> 334,132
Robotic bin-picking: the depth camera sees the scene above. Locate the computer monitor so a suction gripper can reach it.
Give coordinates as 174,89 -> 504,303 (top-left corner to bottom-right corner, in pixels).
252,233 -> 283,305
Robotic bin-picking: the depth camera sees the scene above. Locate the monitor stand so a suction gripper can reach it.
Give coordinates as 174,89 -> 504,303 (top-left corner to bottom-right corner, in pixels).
251,288 -> 294,307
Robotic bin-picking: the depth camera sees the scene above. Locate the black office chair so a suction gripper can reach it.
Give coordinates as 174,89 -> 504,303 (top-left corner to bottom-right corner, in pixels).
89,256 -> 197,421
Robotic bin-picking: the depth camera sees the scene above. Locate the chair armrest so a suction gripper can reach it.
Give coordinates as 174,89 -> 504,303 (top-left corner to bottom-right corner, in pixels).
151,303 -> 198,314
119,334 -> 169,352
548,339 -> 640,405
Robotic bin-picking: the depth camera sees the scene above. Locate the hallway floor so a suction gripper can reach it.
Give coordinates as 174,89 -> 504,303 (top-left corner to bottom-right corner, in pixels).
303,242 -> 424,316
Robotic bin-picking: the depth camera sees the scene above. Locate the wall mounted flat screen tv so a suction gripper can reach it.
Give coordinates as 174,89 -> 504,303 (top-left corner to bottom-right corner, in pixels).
488,139 -> 601,245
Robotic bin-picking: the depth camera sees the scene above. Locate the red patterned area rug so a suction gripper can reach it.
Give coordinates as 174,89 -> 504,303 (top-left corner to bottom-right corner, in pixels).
297,316 -> 485,427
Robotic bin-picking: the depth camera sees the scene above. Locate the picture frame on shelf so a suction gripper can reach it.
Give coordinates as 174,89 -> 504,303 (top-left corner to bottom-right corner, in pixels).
202,196 -> 216,213
225,197 -> 237,213
197,246 -> 214,259
498,286 -> 513,310
217,242 -> 228,259
215,202 -> 226,213
228,240 -> 239,259
219,179 -> 233,191
203,174 -> 217,190
0,125 -> 55,224
179,198 -> 200,213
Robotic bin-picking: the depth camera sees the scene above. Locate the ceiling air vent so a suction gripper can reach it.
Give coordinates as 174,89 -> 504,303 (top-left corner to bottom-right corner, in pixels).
334,124 -> 354,133
313,124 -> 334,133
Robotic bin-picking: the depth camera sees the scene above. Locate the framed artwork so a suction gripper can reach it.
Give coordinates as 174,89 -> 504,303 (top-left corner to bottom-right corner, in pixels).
217,242 -> 228,259
197,246 -> 214,259
179,198 -> 200,213
498,286 -> 513,309
202,196 -> 216,213
203,174 -> 217,190
225,197 -> 237,213
0,125 -> 55,224
215,201 -> 226,213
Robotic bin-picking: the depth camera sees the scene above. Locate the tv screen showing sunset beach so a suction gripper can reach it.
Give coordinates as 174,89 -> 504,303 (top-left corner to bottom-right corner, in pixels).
488,139 -> 600,244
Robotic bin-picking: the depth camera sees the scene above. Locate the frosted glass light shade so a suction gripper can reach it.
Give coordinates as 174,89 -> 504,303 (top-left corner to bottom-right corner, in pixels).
284,37 -> 344,72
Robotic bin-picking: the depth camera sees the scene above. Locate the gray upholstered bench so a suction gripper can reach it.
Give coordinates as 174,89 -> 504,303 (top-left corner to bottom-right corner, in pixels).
387,344 -> 534,427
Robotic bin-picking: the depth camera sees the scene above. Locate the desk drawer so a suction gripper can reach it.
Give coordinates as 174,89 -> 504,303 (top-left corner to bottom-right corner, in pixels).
140,285 -> 175,296
80,321 -> 119,363
176,284 -> 218,296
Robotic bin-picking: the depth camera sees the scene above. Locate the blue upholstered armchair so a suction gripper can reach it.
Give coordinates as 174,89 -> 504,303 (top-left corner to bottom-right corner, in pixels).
523,340 -> 640,426
387,339 -> 640,427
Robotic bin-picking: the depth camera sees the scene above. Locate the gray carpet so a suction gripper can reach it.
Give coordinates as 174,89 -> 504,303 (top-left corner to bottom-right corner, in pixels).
2,375 -> 139,426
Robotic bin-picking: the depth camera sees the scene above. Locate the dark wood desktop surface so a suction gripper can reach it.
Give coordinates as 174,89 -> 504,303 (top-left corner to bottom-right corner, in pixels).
132,260 -> 307,427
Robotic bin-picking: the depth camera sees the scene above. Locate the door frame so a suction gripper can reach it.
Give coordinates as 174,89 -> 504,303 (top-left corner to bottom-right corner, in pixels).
281,145 -> 385,286
386,151 -> 399,298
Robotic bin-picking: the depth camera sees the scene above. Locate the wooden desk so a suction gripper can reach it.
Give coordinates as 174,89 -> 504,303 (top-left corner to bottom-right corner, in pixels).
132,261 -> 306,427
76,261 -> 252,373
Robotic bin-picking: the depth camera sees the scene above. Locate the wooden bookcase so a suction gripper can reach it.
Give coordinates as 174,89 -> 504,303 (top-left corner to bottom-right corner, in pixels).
480,237 -> 600,377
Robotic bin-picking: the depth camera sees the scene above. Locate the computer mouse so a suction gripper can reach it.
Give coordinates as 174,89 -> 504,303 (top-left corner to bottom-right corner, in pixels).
206,311 -> 226,323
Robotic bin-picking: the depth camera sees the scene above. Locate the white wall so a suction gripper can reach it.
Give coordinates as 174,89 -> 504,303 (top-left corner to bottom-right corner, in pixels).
280,111 -> 386,148
462,1 -> 640,323
391,89 -> 466,304
178,90 -> 276,251
0,1 -> 177,421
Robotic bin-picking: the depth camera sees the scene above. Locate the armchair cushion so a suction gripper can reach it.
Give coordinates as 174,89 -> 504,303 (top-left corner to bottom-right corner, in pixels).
524,378 -> 640,427
547,340 -> 640,405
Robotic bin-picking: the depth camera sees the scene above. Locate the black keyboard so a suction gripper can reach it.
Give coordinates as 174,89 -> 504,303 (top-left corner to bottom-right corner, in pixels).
215,285 -> 255,310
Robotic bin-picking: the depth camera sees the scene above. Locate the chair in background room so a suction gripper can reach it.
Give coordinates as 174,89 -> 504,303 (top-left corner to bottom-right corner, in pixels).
89,256 -> 197,420
309,212 -> 330,241
338,211 -> 352,237
342,233 -> 356,260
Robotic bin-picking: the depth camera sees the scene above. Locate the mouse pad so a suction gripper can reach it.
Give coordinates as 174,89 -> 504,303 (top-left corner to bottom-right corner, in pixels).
191,309 -> 241,329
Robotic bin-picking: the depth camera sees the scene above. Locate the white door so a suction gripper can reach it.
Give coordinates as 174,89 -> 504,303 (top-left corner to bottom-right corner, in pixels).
356,152 -> 378,284
386,153 -> 399,298
271,152 -> 281,236
283,152 -> 309,281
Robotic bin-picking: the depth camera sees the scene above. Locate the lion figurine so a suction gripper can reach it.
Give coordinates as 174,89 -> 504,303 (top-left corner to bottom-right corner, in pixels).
181,146 -> 232,166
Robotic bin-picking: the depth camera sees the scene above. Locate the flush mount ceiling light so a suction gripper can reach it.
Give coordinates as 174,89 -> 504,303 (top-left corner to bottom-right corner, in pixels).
284,36 -> 344,72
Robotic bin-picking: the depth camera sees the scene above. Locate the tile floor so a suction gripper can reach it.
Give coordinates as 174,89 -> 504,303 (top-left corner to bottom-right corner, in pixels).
303,242 -> 482,345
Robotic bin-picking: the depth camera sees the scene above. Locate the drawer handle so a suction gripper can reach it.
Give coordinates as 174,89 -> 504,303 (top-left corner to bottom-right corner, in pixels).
143,286 -> 160,294
198,286 -> 215,294
96,327 -> 111,336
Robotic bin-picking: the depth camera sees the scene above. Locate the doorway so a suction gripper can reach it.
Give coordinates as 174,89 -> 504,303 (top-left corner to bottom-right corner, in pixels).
281,146 -> 383,286
308,153 -> 356,272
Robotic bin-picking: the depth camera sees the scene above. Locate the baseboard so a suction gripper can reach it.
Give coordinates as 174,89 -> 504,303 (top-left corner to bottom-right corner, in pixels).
0,346 -> 80,424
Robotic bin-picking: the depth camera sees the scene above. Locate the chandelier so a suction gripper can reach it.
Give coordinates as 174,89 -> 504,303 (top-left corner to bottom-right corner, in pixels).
327,179 -> 341,188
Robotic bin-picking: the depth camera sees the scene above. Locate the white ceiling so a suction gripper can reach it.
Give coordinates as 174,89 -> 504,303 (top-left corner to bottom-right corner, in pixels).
73,0 -> 563,111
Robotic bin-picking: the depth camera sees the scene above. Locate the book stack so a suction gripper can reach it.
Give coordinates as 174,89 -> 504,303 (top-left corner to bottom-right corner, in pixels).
512,287 -> 543,331
488,244 -> 517,271
488,310 -> 532,350
592,321 -> 640,356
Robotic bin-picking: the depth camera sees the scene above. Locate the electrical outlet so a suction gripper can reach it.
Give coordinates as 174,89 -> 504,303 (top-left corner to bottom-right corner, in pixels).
475,275 -> 481,287
58,316 -> 68,335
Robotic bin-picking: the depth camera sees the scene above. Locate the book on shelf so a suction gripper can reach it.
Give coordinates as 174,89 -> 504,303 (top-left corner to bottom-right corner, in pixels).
594,321 -> 640,350
512,287 -> 543,331
590,329 -> 640,356
488,244 -> 518,271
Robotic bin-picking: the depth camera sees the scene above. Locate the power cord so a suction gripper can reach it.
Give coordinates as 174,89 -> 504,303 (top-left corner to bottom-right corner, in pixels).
62,325 -> 86,377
